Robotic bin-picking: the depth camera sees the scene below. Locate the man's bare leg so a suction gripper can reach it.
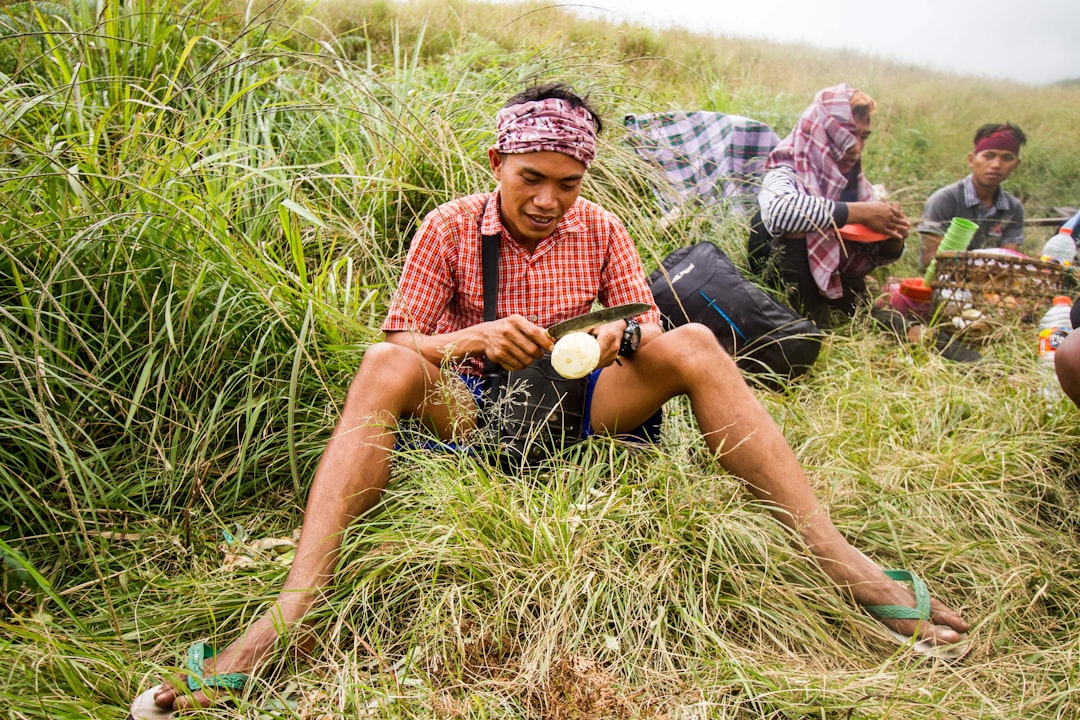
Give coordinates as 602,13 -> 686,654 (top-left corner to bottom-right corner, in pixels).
149,343 -> 475,711
589,323 -> 969,644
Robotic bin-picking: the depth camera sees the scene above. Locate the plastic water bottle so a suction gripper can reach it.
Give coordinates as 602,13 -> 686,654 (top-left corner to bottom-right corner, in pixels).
1040,227 -> 1076,266
1037,296 -> 1073,400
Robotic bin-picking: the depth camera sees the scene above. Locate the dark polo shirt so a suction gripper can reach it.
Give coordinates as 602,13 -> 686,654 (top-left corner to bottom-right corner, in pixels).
917,174 -> 1025,251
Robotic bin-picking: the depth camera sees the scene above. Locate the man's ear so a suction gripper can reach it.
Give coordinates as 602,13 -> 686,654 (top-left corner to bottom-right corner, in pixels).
488,148 -> 503,178
966,151 -> 975,168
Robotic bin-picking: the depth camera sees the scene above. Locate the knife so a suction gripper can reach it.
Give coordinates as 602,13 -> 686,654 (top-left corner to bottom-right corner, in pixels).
546,303 -> 652,340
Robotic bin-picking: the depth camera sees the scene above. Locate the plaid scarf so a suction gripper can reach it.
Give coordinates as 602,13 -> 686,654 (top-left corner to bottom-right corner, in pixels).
766,85 -> 872,299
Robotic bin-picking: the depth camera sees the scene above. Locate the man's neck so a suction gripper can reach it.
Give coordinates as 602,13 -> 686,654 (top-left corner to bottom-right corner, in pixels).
971,177 -> 1000,208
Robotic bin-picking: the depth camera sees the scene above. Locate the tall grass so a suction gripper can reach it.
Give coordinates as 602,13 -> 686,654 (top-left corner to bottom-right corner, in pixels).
296,0 -> 1080,221
3,1 -> 1080,718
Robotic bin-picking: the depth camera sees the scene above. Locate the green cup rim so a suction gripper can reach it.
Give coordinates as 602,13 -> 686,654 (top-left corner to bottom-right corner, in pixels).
948,217 -> 979,231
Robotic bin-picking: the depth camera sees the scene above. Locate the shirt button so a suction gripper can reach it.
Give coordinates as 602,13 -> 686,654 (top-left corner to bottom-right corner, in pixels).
527,314 -> 538,322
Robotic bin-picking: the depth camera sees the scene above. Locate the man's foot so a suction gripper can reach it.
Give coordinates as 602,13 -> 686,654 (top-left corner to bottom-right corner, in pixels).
861,569 -> 971,659
839,549 -> 970,650
860,589 -> 968,648
128,687 -> 175,720
133,641 -> 255,716
132,602 -> 317,716
870,308 -> 982,362
870,308 -> 932,344
129,642 -> 255,718
870,307 -> 912,341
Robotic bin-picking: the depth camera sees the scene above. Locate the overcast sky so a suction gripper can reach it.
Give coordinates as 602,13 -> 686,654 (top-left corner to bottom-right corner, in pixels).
484,0 -> 1079,86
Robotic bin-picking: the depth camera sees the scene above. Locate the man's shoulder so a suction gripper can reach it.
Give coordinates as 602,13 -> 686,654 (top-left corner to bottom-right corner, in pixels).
916,180 -> 967,233
927,177 -> 966,200
760,165 -> 797,185
922,178 -> 966,212
425,193 -> 489,224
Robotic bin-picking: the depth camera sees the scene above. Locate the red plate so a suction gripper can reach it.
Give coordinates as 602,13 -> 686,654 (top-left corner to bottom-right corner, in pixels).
838,223 -> 890,242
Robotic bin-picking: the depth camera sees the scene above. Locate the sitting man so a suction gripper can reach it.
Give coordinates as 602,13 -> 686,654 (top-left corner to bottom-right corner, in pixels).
917,123 -> 1027,271
132,82 -> 969,717
747,84 -> 909,329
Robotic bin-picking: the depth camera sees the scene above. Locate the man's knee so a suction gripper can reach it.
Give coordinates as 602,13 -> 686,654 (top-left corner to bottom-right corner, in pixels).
356,341 -> 412,373
348,342 -> 427,399
877,236 -> 905,262
656,323 -> 738,370
667,322 -> 725,349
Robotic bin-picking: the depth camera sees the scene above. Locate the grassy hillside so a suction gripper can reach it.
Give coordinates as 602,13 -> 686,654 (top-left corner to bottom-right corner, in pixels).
300,0 -> 1080,221
3,1 -> 1080,718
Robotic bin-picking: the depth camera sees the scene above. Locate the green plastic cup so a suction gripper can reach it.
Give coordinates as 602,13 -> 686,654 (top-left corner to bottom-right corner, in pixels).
938,217 -> 979,252
924,217 -> 979,285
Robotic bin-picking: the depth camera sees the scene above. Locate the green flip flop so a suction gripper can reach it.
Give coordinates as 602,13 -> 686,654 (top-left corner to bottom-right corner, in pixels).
128,642 -> 250,720
864,569 -> 970,660
184,641 -> 250,692
864,569 -> 931,621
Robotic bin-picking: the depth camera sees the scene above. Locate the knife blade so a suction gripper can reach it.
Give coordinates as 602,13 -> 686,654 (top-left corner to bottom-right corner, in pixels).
546,303 -> 651,340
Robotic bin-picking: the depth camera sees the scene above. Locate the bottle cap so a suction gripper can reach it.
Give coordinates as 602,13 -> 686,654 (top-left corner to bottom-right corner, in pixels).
1052,296 -> 1072,305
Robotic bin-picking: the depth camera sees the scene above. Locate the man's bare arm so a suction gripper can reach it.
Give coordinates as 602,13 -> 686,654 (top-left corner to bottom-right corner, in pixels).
384,315 -> 554,371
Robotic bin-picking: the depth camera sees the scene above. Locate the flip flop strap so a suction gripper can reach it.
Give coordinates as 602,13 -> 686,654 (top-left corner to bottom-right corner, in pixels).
186,642 -> 249,692
864,569 -> 932,621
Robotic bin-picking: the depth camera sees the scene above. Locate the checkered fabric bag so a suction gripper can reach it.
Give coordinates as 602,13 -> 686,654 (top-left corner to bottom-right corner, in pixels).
624,111 -> 780,213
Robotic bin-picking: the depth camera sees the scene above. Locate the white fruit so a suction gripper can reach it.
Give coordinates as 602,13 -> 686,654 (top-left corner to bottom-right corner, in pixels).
550,332 -> 601,379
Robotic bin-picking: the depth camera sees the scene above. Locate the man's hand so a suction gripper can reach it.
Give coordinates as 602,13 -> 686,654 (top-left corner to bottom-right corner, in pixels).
592,319 -> 662,368
591,319 -> 628,368
848,201 -> 910,239
481,314 -> 553,370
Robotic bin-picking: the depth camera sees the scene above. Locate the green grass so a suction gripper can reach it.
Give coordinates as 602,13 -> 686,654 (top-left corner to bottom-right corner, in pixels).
3,0 -> 1080,717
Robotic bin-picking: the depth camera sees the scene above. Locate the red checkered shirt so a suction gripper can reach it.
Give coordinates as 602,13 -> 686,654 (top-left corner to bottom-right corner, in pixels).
382,190 -> 661,376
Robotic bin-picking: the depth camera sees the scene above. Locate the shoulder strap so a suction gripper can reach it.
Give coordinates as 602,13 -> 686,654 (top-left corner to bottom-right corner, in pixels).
479,198 -> 503,397
480,198 -> 499,322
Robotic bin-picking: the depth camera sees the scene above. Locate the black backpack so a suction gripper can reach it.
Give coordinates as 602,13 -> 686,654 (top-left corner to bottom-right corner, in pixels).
648,241 -> 822,388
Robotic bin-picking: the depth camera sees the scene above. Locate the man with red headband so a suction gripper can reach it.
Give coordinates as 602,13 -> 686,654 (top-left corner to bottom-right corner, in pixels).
130,83 -> 970,718
918,123 -> 1027,269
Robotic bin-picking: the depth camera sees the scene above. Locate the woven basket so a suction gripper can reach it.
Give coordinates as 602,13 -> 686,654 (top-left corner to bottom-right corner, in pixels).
928,251 -> 1075,321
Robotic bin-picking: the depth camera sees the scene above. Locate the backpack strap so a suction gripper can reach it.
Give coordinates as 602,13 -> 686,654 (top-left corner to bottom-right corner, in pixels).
481,199 -> 499,323
479,198 -> 503,400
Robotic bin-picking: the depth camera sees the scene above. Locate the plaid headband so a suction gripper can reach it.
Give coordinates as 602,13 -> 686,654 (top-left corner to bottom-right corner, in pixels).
494,98 -> 598,168
974,128 -> 1020,155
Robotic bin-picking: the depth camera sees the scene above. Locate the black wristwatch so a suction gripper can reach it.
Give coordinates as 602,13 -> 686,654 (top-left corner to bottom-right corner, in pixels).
619,319 -> 641,358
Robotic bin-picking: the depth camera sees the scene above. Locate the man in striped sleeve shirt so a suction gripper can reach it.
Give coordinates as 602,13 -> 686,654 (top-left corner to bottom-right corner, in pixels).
133,83 -> 970,718
748,85 -> 908,329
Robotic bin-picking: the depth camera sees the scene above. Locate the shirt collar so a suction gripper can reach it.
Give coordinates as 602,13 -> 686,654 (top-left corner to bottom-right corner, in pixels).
962,174 -> 1009,212
479,190 -> 504,237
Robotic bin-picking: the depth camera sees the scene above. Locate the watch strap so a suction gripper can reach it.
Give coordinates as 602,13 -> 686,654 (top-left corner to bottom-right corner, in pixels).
619,319 -> 640,358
